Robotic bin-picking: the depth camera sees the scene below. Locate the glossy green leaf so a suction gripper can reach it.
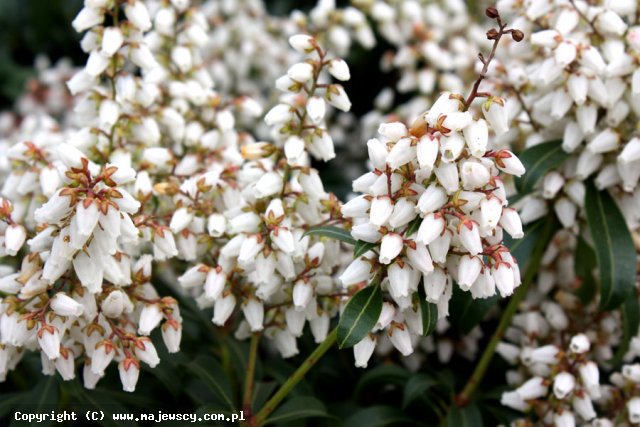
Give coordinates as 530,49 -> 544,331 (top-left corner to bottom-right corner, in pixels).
354,240 -> 377,258
185,356 -> 236,412
264,396 -> 329,425
302,226 -> 355,245
446,404 -> 483,427
337,284 -> 382,349
344,406 -> 414,427
574,237 -> 597,304
402,373 -> 437,409
585,182 -> 636,310
515,140 -> 568,195
418,287 -> 438,336
610,297 -> 639,367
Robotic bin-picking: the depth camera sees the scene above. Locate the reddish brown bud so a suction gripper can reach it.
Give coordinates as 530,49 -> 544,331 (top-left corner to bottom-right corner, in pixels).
511,29 -> 524,42
485,6 -> 499,19
486,28 -> 499,40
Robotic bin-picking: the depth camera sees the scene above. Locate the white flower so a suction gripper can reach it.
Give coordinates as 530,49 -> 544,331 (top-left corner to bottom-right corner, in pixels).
287,63 -> 314,82
339,258 -> 371,287
462,119 -> 489,157
292,281 -> 313,311
379,234 -> 403,264
516,377 -> 548,400
119,359 -> 140,392
50,293 -> 84,317
37,325 -> 61,360
482,98 -> 509,136
493,263 -> 515,297
378,122 -> 408,141
628,397 -> 640,424
101,290 -> 127,318
4,225 -> 26,256
162,322 -> 182,353
55,349 -> 76,380
264,104 -> 293,126
101,27 -> 124,57
567,333 -> 590,354
553,371 -> 575,399
499,209 -> 524,239
242,299 -> 264,332
388,323 -> 413,356
306,97 -> 326,124
458,221 -> 482,255
353,335 -> 376,368
125,1 -> 151,31
578,362 -> 600,398
289,34 -> 315,52
416,213 -> 445,245
213,293 -> 236,326
325,84 -> 351,112
458,256 -> 482,291
138,305 -> 164,336
72,7 -> 104,32
328,58 -> 350,81
92,342 -> 115,374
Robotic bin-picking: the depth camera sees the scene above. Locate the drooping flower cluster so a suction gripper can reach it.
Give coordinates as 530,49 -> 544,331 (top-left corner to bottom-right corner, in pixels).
0,0 -> 198,392
500,334 -> 602,426
174,34 -> 352,358
493,0 -> 640,230
340,88 -> 526,365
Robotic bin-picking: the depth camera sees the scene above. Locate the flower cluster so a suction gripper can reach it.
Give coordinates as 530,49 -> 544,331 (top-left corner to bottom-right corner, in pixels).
340,88 -> 526,365
493,0 -> 640,230
173,34 -> 351,358
500,334 -> 602,426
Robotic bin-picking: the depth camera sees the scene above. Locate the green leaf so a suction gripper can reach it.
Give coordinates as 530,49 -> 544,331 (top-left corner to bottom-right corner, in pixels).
185,356 -> 236,412
405,217 -> 421,237
337,284 -> 383,349
585,182 -> 636,310
610,297 -> 640,367
417,286 -> 438,336
402,373 -> 437,409
354,240 -> 377,258
354,365 -> 411,398
446,404 -> 483,427
344,406 -> 414,427
515,140 -> 568,195
264,396 -> 329,425
449,286 -> 498,334
574,237 -> 598,304
302,226 -> 355,245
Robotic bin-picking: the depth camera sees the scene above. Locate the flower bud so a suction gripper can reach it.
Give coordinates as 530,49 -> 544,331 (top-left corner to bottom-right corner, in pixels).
51,293 -> 84,317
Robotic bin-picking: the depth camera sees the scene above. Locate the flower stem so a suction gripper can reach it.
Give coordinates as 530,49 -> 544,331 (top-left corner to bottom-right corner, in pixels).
242,332 -> 261,419
454,220 -> 555,407
253,328 -> 337,426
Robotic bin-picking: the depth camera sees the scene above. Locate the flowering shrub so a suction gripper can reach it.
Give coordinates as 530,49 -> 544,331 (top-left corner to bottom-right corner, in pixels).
0,1 -> 638,426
